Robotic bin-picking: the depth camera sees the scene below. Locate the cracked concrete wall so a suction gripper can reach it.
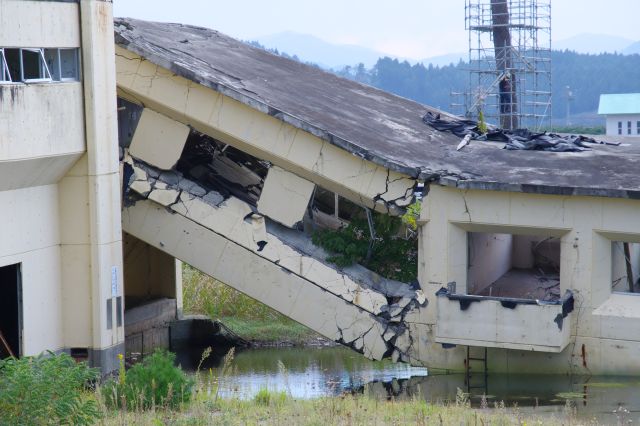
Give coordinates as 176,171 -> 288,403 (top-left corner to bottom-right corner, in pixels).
419,184 -> 640,375
115,48 -> 415,215
122,152 -> 428,363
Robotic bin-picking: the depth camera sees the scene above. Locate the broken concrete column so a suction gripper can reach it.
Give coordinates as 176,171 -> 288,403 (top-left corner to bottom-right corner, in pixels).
258,165 -> 315,228
129,108 -> 190,170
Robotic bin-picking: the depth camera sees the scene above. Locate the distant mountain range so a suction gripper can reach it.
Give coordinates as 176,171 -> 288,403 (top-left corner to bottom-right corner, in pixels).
254,32 -> 387,69
254,32 -> 639,70
554,33 -> 636,54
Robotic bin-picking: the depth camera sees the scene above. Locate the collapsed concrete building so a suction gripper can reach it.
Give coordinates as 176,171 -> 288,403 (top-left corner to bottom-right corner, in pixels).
2,1 -> 640,376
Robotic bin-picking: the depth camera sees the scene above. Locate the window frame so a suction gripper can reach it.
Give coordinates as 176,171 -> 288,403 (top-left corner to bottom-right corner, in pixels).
0,49 -> 11,82
618,121 -> 623,135
58,48 -> 80,81
19,48 -> 52,83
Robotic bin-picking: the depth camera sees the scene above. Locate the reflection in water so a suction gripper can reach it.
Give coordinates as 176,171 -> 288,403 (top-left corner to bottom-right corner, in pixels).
176,345 -> 640,422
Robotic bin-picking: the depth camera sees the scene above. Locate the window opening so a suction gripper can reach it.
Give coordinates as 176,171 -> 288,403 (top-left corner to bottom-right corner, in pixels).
106,299 -> 113,330
628,121 -> 632,135
5,49 -> 20,82
467,232 -> 561,301
611,241 -> 640,293
20,48 -> 51,82
637,121 -> 640,135
116,296 -> 123,327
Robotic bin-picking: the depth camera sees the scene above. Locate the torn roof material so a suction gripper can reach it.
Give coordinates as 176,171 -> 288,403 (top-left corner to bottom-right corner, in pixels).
114,18 -> 640,199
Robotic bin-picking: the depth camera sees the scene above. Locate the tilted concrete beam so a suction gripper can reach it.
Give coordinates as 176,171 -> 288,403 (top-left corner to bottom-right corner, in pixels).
115,48 -> 416,214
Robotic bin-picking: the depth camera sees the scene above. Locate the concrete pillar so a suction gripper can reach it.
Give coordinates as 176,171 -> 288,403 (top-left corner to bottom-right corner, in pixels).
79,0 -> 124,374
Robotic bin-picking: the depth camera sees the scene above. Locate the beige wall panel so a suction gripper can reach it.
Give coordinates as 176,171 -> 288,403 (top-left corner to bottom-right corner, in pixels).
0,154 -> 82,191
0,84 -> 85,160
129,108 -> 189,170
60,244 -> 92,347
11,246 -> 64,355
0,1 -> 80,47
58,175 -> 90,245
0,185 -> 60,258
88,173 -> 123,245
258,166 -> 315,228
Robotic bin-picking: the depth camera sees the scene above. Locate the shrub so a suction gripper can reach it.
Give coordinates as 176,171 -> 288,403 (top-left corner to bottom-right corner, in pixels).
0,352 -> 101,426
313,212 -> 418,282
103,349 -> 193,410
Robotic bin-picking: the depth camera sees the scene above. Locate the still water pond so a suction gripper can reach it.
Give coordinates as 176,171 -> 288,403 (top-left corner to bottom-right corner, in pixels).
176,346 -> 640,422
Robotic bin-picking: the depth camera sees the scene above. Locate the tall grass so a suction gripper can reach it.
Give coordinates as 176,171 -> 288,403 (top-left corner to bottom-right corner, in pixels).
182,264 -> 318,343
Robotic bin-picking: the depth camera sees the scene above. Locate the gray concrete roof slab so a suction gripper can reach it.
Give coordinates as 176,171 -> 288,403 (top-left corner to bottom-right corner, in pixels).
114,18 -> 640,199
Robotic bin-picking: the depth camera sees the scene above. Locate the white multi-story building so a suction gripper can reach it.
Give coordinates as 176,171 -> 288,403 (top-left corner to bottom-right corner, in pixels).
0,0 -> 124,373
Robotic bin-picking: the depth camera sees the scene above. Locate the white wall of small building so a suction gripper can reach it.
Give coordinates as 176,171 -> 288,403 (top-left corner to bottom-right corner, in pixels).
605,114 -> 640,137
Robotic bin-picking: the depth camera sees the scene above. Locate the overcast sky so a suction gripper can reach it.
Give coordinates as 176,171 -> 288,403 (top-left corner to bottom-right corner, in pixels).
113,1 -> 640,59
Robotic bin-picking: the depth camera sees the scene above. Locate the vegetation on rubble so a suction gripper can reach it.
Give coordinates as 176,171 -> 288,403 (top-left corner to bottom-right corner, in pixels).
182,264 -> 320,344
313,211 -> 418,283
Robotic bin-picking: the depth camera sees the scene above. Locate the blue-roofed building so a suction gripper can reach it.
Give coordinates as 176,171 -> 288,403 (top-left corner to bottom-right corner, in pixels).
598,93 -> 640,137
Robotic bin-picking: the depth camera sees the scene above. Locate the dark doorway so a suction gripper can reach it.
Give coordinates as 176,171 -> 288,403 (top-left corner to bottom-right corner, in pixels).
0,263 -> 21,358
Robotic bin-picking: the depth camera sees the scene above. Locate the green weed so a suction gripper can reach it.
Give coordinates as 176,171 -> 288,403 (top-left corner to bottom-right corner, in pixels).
312,211 -> 418,282
103,349 -> 193,410
0,352 -> 101,426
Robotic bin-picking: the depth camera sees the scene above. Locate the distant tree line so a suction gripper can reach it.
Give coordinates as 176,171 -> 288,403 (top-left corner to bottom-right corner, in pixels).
335,51 -> 640,120
248,40 -> 640,121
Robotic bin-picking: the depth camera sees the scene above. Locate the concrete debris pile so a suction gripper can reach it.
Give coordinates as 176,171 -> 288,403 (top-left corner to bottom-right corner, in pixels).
422,112 -> 618,152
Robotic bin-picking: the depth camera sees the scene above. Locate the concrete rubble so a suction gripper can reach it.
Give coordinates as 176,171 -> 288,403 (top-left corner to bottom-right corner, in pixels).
122,141 -> 427,362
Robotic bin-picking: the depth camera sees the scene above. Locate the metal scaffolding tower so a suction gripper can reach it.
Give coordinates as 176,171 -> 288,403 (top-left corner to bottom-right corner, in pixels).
452,0 -> 552,130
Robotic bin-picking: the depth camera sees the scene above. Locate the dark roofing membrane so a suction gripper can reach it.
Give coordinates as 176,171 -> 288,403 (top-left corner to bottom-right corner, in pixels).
114,18 -> 640,200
